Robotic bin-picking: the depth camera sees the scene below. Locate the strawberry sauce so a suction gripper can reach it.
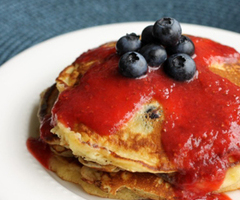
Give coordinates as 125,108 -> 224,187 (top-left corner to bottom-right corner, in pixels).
50,36 -> 240,199
26,137 -> 52,169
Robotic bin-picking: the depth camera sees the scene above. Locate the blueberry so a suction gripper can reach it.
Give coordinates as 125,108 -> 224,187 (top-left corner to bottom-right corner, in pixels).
139,44 -> 167,67
153,17 -> 182,47
116,33 -> 141,55
118,52 -> 148,78
167,35 -> 195,56
141,25 -> 156,44
163,53 -> 196,81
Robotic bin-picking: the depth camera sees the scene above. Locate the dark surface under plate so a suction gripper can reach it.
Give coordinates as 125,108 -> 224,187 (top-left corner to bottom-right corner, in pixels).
0,0 -> 240,66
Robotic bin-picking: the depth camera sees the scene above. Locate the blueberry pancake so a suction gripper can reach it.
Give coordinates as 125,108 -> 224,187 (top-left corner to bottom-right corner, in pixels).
28,18 -> 240,200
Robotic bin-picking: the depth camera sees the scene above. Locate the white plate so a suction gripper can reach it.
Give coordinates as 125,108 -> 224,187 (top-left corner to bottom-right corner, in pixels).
0,22 -> 240,200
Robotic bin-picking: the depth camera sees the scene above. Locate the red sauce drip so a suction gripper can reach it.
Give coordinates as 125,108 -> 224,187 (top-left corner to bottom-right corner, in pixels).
26,137 -> 52,169
27,115 -> 55,169
51,36 -> 240,199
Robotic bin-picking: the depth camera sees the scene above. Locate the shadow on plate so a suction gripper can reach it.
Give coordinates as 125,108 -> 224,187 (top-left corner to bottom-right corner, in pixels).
28,103 -> 40,138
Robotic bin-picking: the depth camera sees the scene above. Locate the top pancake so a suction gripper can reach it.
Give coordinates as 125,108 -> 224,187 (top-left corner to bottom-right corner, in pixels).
51,42 -> 176,173
50,37 -> 240,174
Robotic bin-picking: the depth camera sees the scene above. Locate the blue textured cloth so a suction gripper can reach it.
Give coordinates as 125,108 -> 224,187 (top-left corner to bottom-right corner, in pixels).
0,0 -> 240,66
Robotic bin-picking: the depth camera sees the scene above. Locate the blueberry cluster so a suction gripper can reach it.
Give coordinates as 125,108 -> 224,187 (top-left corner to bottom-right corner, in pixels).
116,17 -> 196,81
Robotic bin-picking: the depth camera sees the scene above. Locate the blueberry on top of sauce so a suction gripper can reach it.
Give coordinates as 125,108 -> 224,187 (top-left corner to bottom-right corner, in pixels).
116,17 -> 196,81
164,53 -> 196,81
141,25 -> 157,45
139,44 -> 167,67
167,35 -> 195,56
118,51 -> 148,78
152,17 -> 182,47
116,33 -> 141,55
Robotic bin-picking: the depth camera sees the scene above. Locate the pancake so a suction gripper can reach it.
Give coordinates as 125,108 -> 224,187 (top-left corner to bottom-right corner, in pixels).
39,81 -> 175,173
33,34 -> 240,200
37,84 -> 240,199
48,153 -> 240,200
49,153 -> 176,200
50,42 -> 176,173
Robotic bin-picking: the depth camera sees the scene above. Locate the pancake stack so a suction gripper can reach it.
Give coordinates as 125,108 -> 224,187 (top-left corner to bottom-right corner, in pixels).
34,31 -> 240,199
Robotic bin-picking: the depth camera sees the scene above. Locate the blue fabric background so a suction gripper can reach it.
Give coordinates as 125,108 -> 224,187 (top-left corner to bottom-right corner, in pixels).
0,0 -> 240,66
